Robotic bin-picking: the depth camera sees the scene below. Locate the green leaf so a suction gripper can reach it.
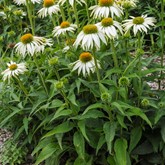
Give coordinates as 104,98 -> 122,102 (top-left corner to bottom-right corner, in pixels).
103,122 -> 117,154
126,108 -> 152,127
81,110 -> 105,119
116,115 -> 127,129
141,68 -> 165,77
51,108 -> 72,121
34,143 -> 59,165
111,102 -> 125,115
49,99 -> 64,108
105,68 -> 122,79
68,93 -> 78,106
76,79 -> 81,94
79,79 -> 100,97
82,103 -> 104,115
107,155 -> 116,165
23,117 -> 31,135
129,127 -> 142,153
132,140 -> 153,155
30,100 -> 47,115
73,132 -> 85,160
154,109 -> 165,124
0,107 -> 21,127
114,138 -> 127,165
78,120 -> 89,142
32,138 -> 53,156
42,121 -> 74,139
74,157 -> 86,165
161,126 -> 165,143
55,133 -> 63,149
96,135 -> 106,155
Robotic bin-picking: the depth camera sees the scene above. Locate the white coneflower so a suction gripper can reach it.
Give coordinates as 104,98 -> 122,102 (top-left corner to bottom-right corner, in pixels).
36,38 -> 53,53
58,0 -> 86,7
73,24 -> 107,50
117,0 -> 137,9
13,0 -> 41,5
70,52 -> 100,77
96,17 -> 123,40
14,33 -> 53,57
52,21 -> 77,37
37,0 -> 60,18
122,15 -> 156,36
1,61 -> 27,82
89,0 -> 123,19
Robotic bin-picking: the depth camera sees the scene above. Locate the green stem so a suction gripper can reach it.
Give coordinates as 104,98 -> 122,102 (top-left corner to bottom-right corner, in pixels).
3,0 -> 6,6
66,1 -> 72,23
137,32 -> 142,106
60,89 -> 70,107
54,67 -> 60,80
33,55 -> 49,96
15,77 -> 33,104
59,5 -> 66,21
123,52 -> 140,76
125,38 -> 130,65
161,0 -> 164,68
26,0 -> 35,35
73,2 -> 79,28
93,50 -> 101,84
159,0 -> 164,89
137,32 -> 142,72
85,0 -> 90,23
2,47 -> 9,59
111,40 -> 119,68
51,16 -> 56,27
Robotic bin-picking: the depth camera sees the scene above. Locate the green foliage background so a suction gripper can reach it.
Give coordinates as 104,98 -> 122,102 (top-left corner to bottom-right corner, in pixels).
0,0 -> 165,164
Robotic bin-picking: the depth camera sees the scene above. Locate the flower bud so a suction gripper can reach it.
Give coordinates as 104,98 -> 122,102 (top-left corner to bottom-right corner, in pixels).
61,77 -> 68,84
55,81 -> 64,90
123,31 -> 130,38
119,76 -> 130,87
158,102 -> 165,108
141,99 -> 149,107
136,48 -> 144,56
48,57 -> 58,66
101,92 -> 112,103
8,31 -> 15,37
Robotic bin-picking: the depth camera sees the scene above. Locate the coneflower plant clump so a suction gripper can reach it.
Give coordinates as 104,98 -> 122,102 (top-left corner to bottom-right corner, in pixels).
0,0 -> 164,165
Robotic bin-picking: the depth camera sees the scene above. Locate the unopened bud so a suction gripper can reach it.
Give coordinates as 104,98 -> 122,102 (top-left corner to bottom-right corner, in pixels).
49,57 -> 58,66
55,81 -> 63,90
119,76 -> 130,87
141,99 -> 149,107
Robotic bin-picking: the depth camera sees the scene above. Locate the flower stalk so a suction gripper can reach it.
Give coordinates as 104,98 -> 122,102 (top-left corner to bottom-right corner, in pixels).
33,55 -> 49,96
73,1 -> 79,28
111,40 -> 119,68
26,0 -> 35,35
59,5 -> 66,21
15,77 -> 33,104
159,0 -> 165,89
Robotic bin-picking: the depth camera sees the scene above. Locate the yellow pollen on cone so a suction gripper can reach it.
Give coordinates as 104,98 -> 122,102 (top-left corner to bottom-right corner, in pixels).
60,21 -> 70,28
99,0 -> 114,6
83,25 -> 98,34
43,0 -> 54,7
79,52 -> 93,63
9,64 -> 18,70
133,17 -> 144,24
101,18 -> 114,26
21,33 -> 33,44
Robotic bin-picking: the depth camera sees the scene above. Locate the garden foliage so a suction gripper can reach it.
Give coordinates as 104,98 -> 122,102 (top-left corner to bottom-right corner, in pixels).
0,0 -> 165,164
